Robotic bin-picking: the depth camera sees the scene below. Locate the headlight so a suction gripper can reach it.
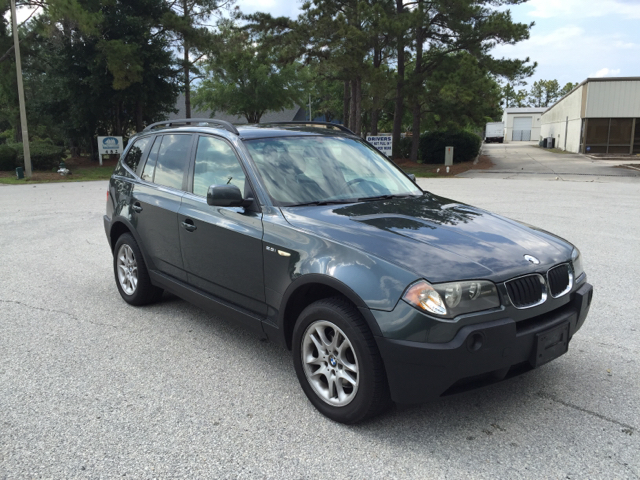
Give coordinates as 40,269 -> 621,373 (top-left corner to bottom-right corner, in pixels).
571,247 -> 584,278
403,279 -> 501,319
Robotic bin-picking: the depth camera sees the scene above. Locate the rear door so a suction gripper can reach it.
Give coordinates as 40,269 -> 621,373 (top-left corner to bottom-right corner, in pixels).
178,134 -> 266,316
133,134 -> 194,281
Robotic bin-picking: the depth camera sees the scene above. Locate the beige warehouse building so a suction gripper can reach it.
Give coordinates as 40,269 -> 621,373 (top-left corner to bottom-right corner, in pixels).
540,77 -> 640,154
501,107 -> 546,142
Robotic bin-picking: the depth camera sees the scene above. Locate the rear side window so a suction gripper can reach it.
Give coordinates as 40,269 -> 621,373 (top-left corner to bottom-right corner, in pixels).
141,136 -> 161,182
151,134 -> 192,190
123,136 -> 151,173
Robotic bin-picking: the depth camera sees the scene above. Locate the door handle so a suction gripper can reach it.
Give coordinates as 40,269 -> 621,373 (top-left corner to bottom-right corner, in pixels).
132,203 -> 143,213
182,220 -> 197,232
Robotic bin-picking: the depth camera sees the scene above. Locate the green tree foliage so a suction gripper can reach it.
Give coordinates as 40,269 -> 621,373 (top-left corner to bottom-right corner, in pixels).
420,53 -> 502,131
0,143 -> 17,170
163,0 -> 236,118
1,0 -> 179,159
293,0 -> 398,135
502,82 -> 529,108
559,81 -> 578,97
193,23 -> 304,123
529,79 -> 560,107
404,0 -> 536,160
1,0 -> 537,165
500,79 -> 579,110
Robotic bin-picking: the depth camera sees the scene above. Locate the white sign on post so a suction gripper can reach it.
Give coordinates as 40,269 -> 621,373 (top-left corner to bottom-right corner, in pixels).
97,136 -> 124,166
366,135 -> 393,157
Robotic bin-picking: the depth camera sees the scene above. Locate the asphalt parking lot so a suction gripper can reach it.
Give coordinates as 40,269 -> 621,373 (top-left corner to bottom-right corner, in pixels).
1,168 -> 639,478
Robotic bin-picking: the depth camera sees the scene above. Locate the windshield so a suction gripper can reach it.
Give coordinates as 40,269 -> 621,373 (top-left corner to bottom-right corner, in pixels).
244,135 -> 422,206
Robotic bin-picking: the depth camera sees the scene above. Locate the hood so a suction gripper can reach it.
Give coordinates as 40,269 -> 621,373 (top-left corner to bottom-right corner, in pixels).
280,193 -> 573,283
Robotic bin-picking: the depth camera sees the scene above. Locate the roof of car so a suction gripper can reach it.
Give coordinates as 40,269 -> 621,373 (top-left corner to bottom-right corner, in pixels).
140,121 -> 355,140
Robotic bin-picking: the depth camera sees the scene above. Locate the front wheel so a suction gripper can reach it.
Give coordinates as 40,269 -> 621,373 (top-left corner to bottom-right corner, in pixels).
292,297 -> 391,423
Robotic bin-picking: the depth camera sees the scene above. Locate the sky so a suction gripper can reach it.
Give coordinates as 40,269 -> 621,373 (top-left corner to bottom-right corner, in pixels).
235,0 -> 640,88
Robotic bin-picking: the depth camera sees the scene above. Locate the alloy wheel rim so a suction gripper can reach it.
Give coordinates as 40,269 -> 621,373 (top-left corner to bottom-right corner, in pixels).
116,244 -> 138,296
301,320 -> 359,407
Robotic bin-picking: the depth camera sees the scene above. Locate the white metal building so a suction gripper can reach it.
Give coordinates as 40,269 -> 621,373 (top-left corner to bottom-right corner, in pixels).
540,77 -> 640,154
501,107 -> 546,142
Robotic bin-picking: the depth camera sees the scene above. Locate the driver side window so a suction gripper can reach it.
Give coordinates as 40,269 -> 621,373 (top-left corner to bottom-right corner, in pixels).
192,136 -> 246,197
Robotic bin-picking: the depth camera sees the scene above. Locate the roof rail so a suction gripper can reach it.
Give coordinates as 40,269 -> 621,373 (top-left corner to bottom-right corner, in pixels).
266,122 -> 354,134
143,118 -> 239,135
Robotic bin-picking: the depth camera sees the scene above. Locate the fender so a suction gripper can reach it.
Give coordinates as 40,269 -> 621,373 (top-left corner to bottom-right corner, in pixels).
274,273 -> 383,349
107,215 -> 157,273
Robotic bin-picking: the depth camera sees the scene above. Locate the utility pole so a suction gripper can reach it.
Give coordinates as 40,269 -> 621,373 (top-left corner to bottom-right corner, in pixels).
10,0 -> 32,178
309,93 -> 312,122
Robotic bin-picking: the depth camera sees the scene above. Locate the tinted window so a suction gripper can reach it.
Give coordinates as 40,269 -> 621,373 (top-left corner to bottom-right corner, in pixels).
153,134 -> 191,190
123,136 -> 151,172
141,136 -> 161,182
193,136 -> 245,197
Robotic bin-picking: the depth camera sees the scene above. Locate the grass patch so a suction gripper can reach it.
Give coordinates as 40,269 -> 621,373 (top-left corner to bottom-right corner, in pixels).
0,155 -> 117,185
0,165 -> 114,185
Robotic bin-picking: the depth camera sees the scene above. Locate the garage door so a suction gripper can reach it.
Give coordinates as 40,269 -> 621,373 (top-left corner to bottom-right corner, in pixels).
512,117 -> 532,141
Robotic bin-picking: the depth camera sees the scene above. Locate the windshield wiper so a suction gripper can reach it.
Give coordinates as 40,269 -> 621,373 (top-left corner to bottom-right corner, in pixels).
356,194 -> 415,202
286,200 -> 356,207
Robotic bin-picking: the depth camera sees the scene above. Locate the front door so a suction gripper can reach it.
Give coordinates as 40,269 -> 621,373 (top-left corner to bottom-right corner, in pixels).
178,135 -> 266,316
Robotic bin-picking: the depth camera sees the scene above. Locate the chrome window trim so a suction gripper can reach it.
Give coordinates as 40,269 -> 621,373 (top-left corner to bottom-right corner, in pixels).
504,273 -> 548,310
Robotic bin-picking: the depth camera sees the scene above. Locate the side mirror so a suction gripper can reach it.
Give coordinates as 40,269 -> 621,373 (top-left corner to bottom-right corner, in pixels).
407,173 -> 416,182
207,184 -> 252,207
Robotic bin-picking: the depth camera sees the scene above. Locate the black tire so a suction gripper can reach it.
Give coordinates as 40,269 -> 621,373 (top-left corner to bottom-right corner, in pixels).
113,233 -> 163,306
292,297 -> 391,424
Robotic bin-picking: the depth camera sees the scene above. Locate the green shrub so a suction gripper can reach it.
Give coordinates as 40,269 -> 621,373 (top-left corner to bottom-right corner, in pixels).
0,144 -> 17,171
8,141 -> 66,171
394,136 -> 413,159
418,130 -> 481,164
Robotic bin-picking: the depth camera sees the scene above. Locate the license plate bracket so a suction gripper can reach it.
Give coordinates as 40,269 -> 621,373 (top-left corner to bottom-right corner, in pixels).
530,321 -> 570,367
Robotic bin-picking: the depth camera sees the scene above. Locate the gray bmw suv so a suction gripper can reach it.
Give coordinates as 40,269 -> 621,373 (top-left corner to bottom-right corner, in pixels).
104,119 -> 593,423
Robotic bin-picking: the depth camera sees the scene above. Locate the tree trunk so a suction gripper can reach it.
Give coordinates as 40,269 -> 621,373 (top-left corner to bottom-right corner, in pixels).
410,5 -> 424,162
184,45 -> 191,118
371,45 -> 381,137
136,101 -> 144,132
349,79 -> 357,132
343,80 -> 350,128
115,102 -> 122,136
392,0 -> 405,156
354,77 -> 362,136
371,108 -> 379,136
183,0 -> 191,119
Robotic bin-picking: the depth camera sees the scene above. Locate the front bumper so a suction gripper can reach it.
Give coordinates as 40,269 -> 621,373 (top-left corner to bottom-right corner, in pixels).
375,282 -> 593,404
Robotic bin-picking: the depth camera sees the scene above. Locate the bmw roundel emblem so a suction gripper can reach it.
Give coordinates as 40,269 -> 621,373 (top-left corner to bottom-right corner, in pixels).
329,357 -> 337,367
524,254 -> 540,265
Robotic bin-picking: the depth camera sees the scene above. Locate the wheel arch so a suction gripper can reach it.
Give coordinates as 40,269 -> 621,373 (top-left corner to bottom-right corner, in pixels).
278,274 -> 382,350
108,218 -> 156,272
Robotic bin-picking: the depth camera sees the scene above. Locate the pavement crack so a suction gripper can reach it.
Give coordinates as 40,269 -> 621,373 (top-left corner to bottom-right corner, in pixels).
537,391 -> 636,433
0,299 -> 120,329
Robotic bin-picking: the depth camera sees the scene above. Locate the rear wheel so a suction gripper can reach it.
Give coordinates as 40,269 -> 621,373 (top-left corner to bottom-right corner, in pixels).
292,297 -> 391,424
113,233 -> 163,306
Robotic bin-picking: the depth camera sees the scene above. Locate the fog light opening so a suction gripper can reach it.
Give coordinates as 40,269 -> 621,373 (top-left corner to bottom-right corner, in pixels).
466,332 -> 484,352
